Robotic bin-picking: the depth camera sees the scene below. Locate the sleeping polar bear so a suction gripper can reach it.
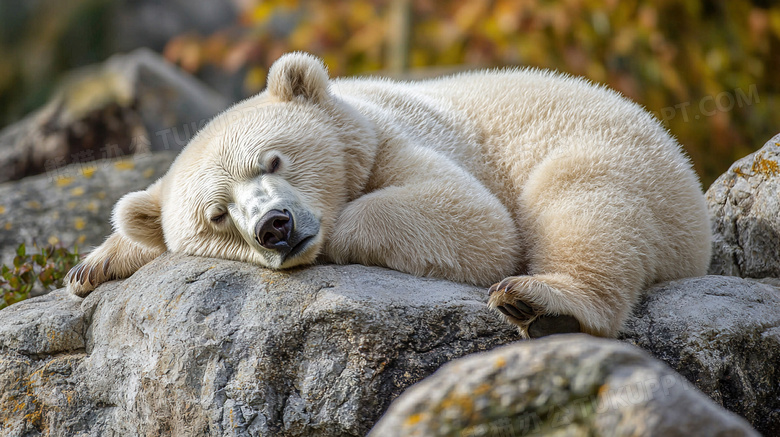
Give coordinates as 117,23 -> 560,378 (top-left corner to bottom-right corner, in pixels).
67,52 -> 711,338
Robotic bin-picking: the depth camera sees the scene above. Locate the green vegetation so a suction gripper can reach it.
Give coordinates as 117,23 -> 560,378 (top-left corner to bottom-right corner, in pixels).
1,243 -> 81,310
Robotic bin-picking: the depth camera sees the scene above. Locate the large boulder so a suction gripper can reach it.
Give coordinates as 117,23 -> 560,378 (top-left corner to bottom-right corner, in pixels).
1,256 -> 778,435
369,335 -> 757,436
0,253 -> 516,436
0,152 -> 176,266
0,49 -> 228,184
707,133 -> 780,277
621,275 -> 780,436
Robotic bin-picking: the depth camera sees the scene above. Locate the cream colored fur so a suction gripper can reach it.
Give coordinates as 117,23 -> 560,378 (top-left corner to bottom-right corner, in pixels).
67,52 -> 711,337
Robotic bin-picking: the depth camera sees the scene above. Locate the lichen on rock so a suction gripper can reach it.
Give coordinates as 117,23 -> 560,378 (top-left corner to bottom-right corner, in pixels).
707,133 -> 780,277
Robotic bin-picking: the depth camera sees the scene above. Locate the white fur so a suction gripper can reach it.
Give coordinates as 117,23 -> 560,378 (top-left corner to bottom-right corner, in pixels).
67,53 -> 711,337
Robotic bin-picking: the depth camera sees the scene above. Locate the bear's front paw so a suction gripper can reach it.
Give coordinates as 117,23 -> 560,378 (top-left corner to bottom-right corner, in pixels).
66,257 -> 110,298
488,276 -> 582,339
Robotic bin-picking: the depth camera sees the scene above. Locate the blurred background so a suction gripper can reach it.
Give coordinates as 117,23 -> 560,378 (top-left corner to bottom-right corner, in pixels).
1,0 -> 779,186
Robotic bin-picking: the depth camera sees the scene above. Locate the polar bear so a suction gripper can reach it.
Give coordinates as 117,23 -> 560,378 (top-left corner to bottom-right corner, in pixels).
67,52 -> 711,338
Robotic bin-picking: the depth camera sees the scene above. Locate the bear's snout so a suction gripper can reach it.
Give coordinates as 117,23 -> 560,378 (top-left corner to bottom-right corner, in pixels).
256,209 -> 293,251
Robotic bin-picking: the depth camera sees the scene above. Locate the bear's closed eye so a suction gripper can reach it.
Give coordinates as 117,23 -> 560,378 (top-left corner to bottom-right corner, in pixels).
210,213 -> 227,224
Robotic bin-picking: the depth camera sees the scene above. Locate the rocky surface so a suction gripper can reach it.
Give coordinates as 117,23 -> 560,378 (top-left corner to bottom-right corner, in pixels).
707,133 -> 780,278
0,49 -> 227,183
0,254 -> 517,436
621,275 -> 780,436
1,254 -> 777,435
0,153 -> 175,266
2,256 -> 775,436
370,335 -> 757,437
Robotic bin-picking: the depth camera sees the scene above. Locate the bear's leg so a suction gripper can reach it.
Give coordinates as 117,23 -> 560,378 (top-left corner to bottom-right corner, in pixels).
325,167 -> 523,287
67,232 -> 164,297
488,184 -> 654,338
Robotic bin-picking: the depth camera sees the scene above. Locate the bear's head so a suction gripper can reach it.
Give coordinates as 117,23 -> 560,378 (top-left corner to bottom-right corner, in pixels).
112,53 -> 377,269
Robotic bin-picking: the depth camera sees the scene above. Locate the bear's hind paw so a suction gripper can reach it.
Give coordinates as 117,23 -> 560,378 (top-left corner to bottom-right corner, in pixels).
488,276 -> 582,339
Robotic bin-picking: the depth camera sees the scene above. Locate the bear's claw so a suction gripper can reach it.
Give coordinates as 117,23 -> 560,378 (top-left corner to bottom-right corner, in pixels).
496,305 -> 518,321
498,301 -> 535,321
527,314 -> 582,338
487,277 -> 515,296
69,263 -> 84,283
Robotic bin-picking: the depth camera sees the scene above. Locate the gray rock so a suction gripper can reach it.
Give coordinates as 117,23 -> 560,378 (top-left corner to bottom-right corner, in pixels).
621,275 -> 780,436
0,152 -> 176,266
0,254 -> 517,436
0,48 -> 227,183
0,288 -> 85,355
2,263 -> 777,436
707,133 -> 780,277
369,335 -> 757,436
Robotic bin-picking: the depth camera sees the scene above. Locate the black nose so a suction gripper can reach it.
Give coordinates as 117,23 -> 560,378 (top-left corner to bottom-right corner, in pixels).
255,209 -> 293,250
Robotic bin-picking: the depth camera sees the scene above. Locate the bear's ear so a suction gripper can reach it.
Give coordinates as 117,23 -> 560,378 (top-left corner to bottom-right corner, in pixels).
112,186 -> 165,250
267,52 -> 330,103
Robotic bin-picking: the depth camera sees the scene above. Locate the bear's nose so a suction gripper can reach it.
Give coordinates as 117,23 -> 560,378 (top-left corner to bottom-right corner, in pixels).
255,209 -> 293,250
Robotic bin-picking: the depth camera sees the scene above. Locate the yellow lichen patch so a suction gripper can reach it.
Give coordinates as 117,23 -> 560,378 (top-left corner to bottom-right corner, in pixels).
473,383 -> 492,396
733,167 -> 747,178
48,236 -> 60,245
4,222 -> 11,230
0,205 -> 5,214
114,160 -> 135,171
26,200 -> 41,210
56,176 -> 75,187
751,155 -> 780,177
11,400 -> 27,413
81,166 -> 97,179
494,356 -> 507,368
86,201 -> 99,213
70,186 -> 85,197
439,391 -> 475,418
143,168 -> 155,178
404,412 -> 425,426
23,409 -> 43,429
66,201 -> 77,210
77,234 -> 87,245
74,217 -> 86,230
96,191 -> 107,199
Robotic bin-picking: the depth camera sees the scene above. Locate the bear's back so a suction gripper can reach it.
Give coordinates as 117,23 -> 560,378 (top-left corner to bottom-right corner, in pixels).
332,69 -> 695,211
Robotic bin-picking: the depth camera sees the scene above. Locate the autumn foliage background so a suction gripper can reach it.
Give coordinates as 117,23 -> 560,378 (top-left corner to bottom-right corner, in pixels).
2,0 -> 779,186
